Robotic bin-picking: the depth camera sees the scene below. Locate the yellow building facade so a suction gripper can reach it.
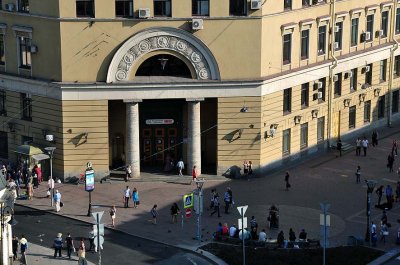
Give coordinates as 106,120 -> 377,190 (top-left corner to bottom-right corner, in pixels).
0,0 -> 399,179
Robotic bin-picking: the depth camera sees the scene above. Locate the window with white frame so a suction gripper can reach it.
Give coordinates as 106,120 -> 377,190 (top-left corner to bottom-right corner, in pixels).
283,33 -> 292,64
366,14 -> 374,42
381,11 -> 389,37
300,123 -> 308,149
350,18 -> 358,46
317,117 -> 324,142
380,59 -> 387,82
282,129 -> 290,156
301,29 -> 309,59
318,25 -> 326,55
17,36 -> 31,69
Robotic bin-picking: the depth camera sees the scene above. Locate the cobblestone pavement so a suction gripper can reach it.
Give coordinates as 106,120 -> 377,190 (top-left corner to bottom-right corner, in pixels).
15,121 -> 400,255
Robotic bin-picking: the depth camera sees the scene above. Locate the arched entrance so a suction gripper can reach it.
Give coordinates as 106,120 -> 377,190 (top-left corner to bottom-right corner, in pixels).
135,54 -> 192,78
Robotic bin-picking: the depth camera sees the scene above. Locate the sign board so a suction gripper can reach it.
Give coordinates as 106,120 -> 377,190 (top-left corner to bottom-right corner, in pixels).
238,217 -> 248,230
94,235 -> 104,249
183,193 -> 194,209
145,119 -> 174,125
185,208 -> 192,218
85,169 -> 95,192
93,224 -> 105,236
237,205 -> 248,216
92,211 -> 104,223
319,214 -> 331,226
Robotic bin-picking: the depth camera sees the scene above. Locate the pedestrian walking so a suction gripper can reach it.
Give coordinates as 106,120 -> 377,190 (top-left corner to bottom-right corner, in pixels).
355,166 -> 361,183
170,203 -> 180,224
372,130 -> 378,147
123,186 -> 131,208
380,223 -> 389,244
224,188 -> 232,214
88,231 -> 96,252
393,140 -> 398,156
150,204 -> 158,224
132,187 -> 139,208
362,137 -> 369,156
78,245 -> 88,265
125,164 -> 132,182
176,159 -> 184,177
53,190 -> 62,212
376,185 -> 384,206
356,137 -> 361,156
371,222 -> 377,247
208,189 -> 216,210
337,139 -> 342,157
12,236 -> 18,261
284,171 -> 291,191
26,177 -> 33,200
20,235 -> 28,264
53,233 -> 63,258
386,185 -> 393,205
247,161 -> 253,180
210,194 -> 221,217
65,232 -> 75,259
388,153 -> 395,172
250,216 -> 258,232
47,177 -> 54,198
243,160 -> 249,178
109,205 -> 116,227
192,165 -> 199,183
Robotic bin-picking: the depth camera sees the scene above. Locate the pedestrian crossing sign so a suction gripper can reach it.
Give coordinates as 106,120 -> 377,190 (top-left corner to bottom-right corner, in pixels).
183,193 -> 194,208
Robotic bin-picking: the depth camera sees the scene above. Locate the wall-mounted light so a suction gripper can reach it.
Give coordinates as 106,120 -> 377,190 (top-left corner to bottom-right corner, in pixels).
7,122 -> 15,133
294,115 -> 302,125
359,93 -> 366,102
311,109 -> 319,118
374,88 -> 381,97
45,134 -> 55,143
343,98 -> 351,107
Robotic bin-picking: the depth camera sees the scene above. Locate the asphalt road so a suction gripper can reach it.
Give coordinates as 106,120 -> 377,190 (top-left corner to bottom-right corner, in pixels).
13,205 -> 213,265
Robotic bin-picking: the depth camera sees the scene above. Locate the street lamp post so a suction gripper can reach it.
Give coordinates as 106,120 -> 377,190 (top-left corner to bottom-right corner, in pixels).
0,202 -> 18,265
194,178 -> 205,244
44,147 -> 56,207
365,180 -> 377,245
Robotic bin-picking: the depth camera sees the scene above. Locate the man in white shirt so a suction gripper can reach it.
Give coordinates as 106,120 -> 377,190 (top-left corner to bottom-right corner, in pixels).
176,159 -> 184,177
258,229 -> 267,242
362,137 -> 369,156
229,224 -> 237,237
123,186 -> 131,208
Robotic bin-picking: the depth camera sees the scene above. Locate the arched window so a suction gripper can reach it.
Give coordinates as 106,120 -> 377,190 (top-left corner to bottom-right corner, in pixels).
136,54 -> 192,78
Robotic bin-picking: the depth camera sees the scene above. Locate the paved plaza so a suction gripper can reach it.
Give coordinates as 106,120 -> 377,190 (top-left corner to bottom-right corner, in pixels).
15,121 -> 400,261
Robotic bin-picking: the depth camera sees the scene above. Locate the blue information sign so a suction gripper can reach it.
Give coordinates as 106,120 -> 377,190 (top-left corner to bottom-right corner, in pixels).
85,169 -> 95,192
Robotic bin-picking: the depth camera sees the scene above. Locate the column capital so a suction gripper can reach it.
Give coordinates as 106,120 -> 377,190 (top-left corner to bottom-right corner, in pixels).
123,99 -> 143,103
186,98 -> 204,102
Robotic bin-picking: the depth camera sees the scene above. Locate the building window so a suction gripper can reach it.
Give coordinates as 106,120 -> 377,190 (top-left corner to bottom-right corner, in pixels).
283,34 -> 291,65
396,8 -> 400,34
381,11 -> 389,37
317,117 -> 325,143
301,83 -> 309,108
21,93 -> 32,121
365,63 -> 372,85
366,14 -> 374,42
115,0 -> 133,17
350,68 -> 357,91
17,36 -> 31,70
334,73 -> 342,96
364,100 -> 371,122
192,0 -> 209,16
378,95 -> 385,119
0,34 -> 4,65
350,18 -> 359,46
395,55 -> 400,77
0,132 -> 8,159
18,0 -> 29,12
154,0 -> 171,16
349,106 -> 356,129
283,88 -> 292,113
301,29 -> 309,60
284,0 -> 292,10
393,90 -> 399,114
282,129 -> 290,156
318,26 -> 326,55
380,59 -> 387,82
335,22 -> 343,50
300,123 -> 308,149
76,0 -> 94,17
0,90 -> 6,115
229,0 -> 246,16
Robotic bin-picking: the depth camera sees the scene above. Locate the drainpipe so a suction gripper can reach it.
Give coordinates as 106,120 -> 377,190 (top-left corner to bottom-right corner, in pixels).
327,0 -> 338,148
388,0 -> 399,127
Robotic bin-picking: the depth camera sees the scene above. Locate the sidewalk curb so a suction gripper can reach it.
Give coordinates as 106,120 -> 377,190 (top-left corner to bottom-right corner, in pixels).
367,248 -> 400,265
15,204 -> 223,265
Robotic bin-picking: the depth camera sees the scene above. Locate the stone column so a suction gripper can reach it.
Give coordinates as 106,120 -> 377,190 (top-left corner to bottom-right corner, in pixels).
187,98 -> 203,176
124,99 -> 142,178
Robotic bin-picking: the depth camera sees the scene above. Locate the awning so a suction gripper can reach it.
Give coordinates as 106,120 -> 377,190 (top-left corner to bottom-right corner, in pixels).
15,144 -> 44,156
31,153 -> 50,161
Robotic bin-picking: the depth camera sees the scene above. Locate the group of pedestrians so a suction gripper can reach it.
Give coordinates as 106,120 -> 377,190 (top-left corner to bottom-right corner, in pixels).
52,232 -> 88,264
208,187 -> 234,218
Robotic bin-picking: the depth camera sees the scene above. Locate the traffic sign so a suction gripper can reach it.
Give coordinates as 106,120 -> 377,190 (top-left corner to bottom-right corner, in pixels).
183,193 -> 194,209
94,235 -> 104,249
237,205 -> 248,216
238,217 -> 247,230
92,211 -> 104,223
93,224 -> 105,236
185,208 -> 192,218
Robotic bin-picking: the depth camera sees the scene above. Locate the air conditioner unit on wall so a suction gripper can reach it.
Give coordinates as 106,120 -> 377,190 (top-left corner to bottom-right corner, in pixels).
5,3 -> 15,11
30,45 -> 38,54
333,42 -> 339,50
333,75 -> 339,82
138,8 -> 150,18
250,0 -> 262,10
378,29 -> 384,37
192,19 -> 204,30
334,25 -> 340,33
364,65 -> 370,73
346,71 -> 353,78
317,92 -> 323,99
365,32 -> 371,41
